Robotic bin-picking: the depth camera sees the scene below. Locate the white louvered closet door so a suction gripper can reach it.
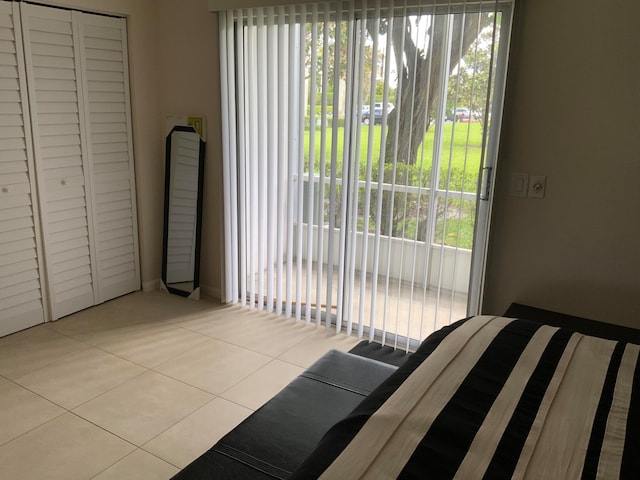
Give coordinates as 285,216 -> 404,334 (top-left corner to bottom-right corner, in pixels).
21,4 -> 96,319
77,13 -> 140,303
0,2 -> 47,335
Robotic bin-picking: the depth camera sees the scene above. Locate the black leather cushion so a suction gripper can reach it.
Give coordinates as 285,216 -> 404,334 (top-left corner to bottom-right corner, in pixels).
172,350 -> 397,480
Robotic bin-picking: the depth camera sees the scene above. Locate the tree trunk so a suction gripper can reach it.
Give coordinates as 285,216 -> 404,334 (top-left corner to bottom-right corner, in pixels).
379,13 -> 491,237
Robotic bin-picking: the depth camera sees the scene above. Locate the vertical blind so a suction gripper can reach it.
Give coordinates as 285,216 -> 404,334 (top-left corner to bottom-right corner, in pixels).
220,0 -> 512,349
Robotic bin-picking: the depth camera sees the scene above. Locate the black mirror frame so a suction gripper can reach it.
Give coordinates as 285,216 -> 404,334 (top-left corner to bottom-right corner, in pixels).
161,125 -> 205,298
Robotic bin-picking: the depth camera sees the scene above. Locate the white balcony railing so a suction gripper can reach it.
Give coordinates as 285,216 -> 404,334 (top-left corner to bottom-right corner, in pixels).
291,174 -> 473,294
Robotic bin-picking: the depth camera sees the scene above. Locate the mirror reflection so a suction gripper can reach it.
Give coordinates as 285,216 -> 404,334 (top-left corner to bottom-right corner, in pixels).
162,126 -> 204,298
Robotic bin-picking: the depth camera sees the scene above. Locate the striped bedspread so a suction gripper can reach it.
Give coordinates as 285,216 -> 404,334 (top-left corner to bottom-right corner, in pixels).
292,315 -> 640,479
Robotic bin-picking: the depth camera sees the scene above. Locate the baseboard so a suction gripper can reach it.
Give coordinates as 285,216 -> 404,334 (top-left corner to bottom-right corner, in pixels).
199,283 -> 221,301
142,278 -> 160,292
143,279 -> 221,301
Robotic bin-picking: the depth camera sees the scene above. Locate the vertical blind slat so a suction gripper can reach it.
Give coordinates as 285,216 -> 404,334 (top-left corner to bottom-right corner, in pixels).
295,4 -> 307,321
436,9 -> 460,336
220,0 -> 511,349
285,4 -> 297,318
344,3 -> 363,336
325,4 -> 342,330
235,11 -> 247,306
426,11 -> 452,337
266,7 -> 276,313
347,11 -> 364,336
227,12 -> 240,306
219,11 -> 234,304
247,9 -> 259,307
386,11 -> 408,349
449,7 -> 481,324
370,0 -> 395,342
275,6 -> 287,316
335,3 -> 356,333
304,4 -> 319,323
408,5 -> 435,351
358,0 -> 378,339
256,8 -> 268,310
315,2 -> 330,328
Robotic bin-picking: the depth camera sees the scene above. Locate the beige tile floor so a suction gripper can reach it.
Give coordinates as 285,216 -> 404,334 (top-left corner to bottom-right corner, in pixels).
0,290 -> 363,480
259,261 -> 468,343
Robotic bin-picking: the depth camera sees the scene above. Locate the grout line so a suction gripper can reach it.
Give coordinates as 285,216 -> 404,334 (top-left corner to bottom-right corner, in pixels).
137,395 -> 251,455
138,446 -> 185,471
0,401 -> 68,449
85,448 -> 178,480
0,294 -> 380,476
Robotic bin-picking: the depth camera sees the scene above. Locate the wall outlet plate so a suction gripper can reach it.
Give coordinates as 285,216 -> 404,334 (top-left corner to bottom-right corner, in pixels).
510,173 -> 529,197
528,175 -> 546,199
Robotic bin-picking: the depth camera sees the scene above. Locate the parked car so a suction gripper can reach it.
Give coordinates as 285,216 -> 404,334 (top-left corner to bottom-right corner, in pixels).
445,108 -> 483,122
446,107 -> 470,122
361,102 -> 394,125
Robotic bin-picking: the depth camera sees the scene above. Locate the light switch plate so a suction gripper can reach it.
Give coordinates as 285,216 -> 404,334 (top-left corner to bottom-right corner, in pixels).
528,175 -> 546,199
510,173 -> 529,197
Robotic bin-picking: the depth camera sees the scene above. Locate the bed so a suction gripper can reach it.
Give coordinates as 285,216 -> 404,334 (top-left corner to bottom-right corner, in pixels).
174,306 -> 640,479
291,313 -> 640,479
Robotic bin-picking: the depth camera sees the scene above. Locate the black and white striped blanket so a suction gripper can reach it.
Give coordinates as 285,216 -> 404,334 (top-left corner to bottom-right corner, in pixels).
292,315 -> 640,479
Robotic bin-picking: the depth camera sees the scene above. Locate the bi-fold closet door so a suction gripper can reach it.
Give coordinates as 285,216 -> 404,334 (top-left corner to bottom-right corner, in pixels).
0,1 -> 140,331
0,2 -> 47,336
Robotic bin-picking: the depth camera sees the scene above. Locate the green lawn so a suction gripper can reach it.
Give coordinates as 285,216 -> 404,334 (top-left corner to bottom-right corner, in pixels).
303,121 -> 484,188
302,121 -> 484,249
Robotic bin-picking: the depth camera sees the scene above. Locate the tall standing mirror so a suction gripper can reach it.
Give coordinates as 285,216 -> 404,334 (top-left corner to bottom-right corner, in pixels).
162,125 -> 205,298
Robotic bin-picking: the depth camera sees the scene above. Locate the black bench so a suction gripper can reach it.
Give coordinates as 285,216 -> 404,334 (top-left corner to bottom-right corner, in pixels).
172,349 -> 397,479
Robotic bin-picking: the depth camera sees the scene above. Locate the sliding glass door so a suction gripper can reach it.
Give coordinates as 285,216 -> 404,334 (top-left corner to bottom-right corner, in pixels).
220,0 -> 513,348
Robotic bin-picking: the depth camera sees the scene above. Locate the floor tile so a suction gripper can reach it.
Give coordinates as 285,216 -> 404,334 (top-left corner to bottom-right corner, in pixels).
224,317 -> 316,357
45,300 -> 131,338
162,302 -> 229,327
0,326 -> 88,379
0,292 -> 374,480
46,292 -> 220,342
112,291 -> 222,323
92,449 -> 179,480
220,359 -> 304,410
0,413 -> 135,480
96,323 -> 210,368
180,306 -> 316,357
15,348 -> 146,409
278,328 -> 361,368
173,303 -> 252,332
154,338 -> 271,395
0,382 -> 65,446
144,397 -> 252,469
73,371 -> 213,446
66,319 -> 173,347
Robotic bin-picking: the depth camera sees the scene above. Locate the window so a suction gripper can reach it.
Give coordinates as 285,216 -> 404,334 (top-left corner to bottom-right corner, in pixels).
220,0 -> 513,348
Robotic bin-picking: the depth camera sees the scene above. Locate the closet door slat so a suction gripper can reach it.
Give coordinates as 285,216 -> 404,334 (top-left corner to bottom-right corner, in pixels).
2,2 -> 140,333
0,2 -> 46,336
21,3 -> 96,319
79,13 -> 140,302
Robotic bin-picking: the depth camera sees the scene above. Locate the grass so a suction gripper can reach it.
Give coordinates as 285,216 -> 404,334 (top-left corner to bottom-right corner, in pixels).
303,121 -> 484,185
301,121 -> 485,249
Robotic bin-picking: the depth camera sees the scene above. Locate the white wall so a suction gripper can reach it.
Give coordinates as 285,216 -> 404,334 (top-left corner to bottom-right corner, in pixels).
156,0 -> 223,299
482,0 -> 640,327
45,0 -> 640,326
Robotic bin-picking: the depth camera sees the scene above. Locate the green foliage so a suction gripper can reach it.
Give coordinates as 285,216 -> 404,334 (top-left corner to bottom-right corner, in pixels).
302,122 -> 484,249
446,24 -> 499,118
